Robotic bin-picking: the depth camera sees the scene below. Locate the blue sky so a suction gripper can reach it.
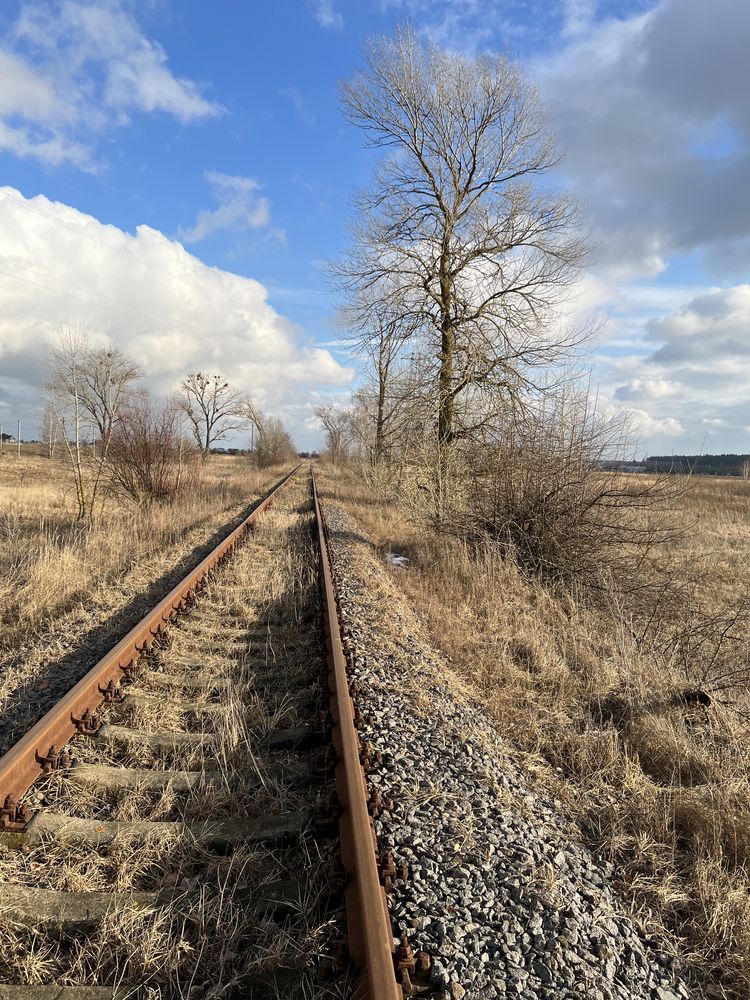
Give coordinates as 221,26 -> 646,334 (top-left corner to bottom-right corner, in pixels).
0,0 -> 749,453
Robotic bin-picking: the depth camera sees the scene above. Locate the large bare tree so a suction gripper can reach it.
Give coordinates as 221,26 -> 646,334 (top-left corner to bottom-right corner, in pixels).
337,27 -> 588,453
178,373 -> 243,459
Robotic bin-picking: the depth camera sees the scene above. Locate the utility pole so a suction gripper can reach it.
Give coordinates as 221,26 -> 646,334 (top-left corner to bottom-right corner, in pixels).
16,419 -> 20,459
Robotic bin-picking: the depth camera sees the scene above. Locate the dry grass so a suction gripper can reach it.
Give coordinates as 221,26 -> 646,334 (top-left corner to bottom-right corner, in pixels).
0,475 -> 340,996
0,455 -> 297,752
0,452 -> 283,649
323,466 -> 750,999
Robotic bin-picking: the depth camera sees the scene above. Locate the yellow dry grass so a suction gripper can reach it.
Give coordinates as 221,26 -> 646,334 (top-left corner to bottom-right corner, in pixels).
0,475 -> 338,996
0,452 -> 286,650
323,466 -> 750,999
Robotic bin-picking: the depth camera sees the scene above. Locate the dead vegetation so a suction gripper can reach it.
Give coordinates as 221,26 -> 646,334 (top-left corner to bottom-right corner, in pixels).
323,465 -> 750,999
0,452 -> 284,651
0,478 -> 338,996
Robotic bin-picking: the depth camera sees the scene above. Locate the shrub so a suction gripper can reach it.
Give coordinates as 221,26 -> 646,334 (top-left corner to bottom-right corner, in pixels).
408,399 -> 688,591
106,399 -> 196,506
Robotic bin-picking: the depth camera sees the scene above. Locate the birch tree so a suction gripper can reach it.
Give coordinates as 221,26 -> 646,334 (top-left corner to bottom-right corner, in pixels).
337,27 -> 588,453
47,328 -> 142,519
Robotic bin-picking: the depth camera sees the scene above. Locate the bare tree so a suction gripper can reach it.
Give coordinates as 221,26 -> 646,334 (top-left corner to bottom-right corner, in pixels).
178,373 -> 243,459
315,404 -> 352,465
336,27 -> 588,454
237,395 -> 265,454
47,327 -> 141,519
77,346 -> 142,449
40,399 -> 59,459
255,416 -> 296,468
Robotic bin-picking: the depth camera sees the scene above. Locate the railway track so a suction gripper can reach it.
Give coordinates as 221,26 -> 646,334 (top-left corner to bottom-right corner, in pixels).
0,468 -> 421,1000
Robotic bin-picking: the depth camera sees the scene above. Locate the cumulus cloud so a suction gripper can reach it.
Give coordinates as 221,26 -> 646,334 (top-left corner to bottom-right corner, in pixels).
645,285 -> 750,365
178,172 -> 283,245
0,1 -> 221,168
534,0 -> 750,279
0,188 -> 352,445
598,283 -> 750,451
624,408 -> 685,439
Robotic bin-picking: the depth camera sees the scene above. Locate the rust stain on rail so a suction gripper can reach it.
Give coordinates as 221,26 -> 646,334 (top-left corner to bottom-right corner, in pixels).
0,467 -> 298,826
312,469 -> 403,1000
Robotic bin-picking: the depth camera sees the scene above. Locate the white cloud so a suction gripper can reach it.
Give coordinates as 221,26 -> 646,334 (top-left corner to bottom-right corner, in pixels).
0,187 -> 352,445
179,172 -> 282,244
614,378 -> 680,401
561,0 -> 597,37
534,0 -> 750,280
625,408 -> 685,439
310,0 -> 344,30
0,1 -> 221,168
0,49 -> 62,121
645,284 -> 750,365
591,283 -> 750,452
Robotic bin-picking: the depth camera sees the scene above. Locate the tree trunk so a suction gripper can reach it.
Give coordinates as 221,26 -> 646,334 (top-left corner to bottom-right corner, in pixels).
437,240 -> 455,453
437,319 -> 454,450
375,375 -> 387,463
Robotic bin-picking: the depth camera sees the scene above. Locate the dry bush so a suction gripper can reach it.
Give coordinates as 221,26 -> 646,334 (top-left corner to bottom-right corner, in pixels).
324,467 -> 750,998
402,401 -> 688,592
106,398 -> 198,507
255,417 -> 296,469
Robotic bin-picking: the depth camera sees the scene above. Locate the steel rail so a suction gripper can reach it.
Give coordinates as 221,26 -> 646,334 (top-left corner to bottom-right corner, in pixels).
312,469 -> 402,1000
0,466 -> 298,820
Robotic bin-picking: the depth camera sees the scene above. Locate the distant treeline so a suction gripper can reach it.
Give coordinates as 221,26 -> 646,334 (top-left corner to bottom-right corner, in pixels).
602,454 -> 750,476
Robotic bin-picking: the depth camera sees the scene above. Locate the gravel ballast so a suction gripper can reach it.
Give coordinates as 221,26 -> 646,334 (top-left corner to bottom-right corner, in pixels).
323,500 -> 693,1000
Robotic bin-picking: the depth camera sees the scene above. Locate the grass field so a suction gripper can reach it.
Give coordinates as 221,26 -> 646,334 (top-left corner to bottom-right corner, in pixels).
0,451 -> 277,651
323,467 -> 750,999
4,450 -> 750,996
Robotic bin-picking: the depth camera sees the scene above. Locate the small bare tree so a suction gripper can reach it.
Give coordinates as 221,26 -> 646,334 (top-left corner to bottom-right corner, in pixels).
178,373 -> 243,459
255,416 -> 296,468
106,397 -> 190,506
40,400 -> 59,459
336,27 -> 588,456
342,307 -> 418,465
47,328 -> 141,519
315,404 -> 352,465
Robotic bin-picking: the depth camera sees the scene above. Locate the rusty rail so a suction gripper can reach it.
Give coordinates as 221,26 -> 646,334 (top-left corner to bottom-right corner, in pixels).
312,470 -> 403,1000
0,467 -> 298,824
